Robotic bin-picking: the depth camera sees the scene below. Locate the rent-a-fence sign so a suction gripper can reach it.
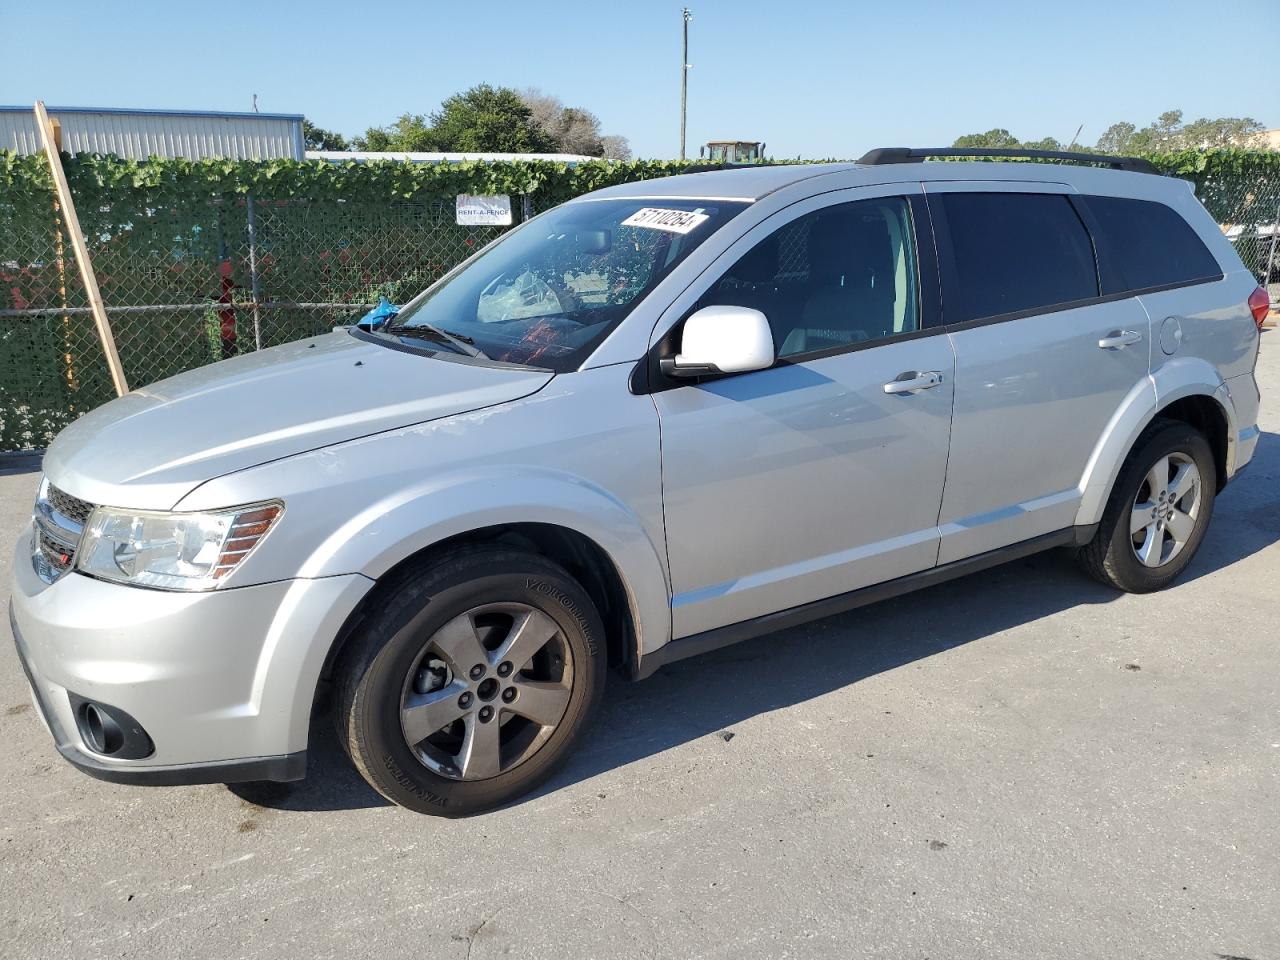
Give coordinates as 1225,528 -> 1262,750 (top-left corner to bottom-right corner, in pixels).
456,195 -> 513,226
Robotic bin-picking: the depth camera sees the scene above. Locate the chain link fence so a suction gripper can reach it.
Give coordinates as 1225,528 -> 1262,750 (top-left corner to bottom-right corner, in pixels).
2,161 -> 1278,451
1195,167 -> 1280,298
1,189 -> 517,450
1,185 -> 114,450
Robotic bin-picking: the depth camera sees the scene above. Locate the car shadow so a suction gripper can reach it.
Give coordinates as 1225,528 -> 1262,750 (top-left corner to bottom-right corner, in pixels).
229,685 -> 393,811
233,430 -> 1280,815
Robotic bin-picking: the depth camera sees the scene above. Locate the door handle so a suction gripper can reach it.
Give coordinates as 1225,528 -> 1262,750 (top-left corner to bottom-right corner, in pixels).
883,370 -> 944,394
1098,330 -> 1143,350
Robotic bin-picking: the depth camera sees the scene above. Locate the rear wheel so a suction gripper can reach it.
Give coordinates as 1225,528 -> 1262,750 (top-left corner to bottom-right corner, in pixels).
1078,419 -> 1216,593
334,547 -> 606,815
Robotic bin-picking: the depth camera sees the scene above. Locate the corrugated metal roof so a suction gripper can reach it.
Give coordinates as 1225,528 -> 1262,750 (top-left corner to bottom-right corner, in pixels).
0,105 -> 304,120
0,106 -> 304,160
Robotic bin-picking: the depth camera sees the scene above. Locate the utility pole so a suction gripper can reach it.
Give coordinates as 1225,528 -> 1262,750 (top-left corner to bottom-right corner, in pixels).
680,7 -> 692,161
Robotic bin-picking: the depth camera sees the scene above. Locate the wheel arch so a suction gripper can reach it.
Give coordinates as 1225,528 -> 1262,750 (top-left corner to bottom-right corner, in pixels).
1154,394 -> 1229,491
319,521 -> 643,687
1075,359 -> 1236,527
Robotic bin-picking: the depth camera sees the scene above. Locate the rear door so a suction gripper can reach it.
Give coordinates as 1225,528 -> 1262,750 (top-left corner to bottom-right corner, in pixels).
1082,193 -> 1252,382
928,183 -> 1153,563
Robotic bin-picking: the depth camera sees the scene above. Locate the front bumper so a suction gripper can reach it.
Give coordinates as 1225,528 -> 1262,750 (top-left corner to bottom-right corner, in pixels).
8,525 -> 372,785
10,606 -> 304,784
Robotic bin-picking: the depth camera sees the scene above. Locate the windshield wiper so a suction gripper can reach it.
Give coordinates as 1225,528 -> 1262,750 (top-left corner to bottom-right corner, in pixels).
383,322 -> 489,360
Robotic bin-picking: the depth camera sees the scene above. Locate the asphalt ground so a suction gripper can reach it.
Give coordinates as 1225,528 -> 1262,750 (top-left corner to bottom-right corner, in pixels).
1,336 -> 1277,960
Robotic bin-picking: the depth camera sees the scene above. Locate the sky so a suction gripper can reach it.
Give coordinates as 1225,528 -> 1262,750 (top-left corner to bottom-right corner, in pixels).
2,0 -> 1275,160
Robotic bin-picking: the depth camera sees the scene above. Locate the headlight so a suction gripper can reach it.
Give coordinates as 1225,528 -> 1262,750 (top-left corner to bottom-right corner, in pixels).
76,501 -> 283,591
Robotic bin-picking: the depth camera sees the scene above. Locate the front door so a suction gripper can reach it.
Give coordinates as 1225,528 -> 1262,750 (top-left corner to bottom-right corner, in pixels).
654,188 -> 957,639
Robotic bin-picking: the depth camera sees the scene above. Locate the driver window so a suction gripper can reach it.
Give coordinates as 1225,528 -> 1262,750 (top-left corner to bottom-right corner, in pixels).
701,196 -> 919,359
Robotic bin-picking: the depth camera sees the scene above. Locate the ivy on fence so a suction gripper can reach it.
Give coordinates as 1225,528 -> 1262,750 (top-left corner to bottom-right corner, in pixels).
4,148 -> 1280,214
1,152 -> 713,208
2,148 -> 1278,451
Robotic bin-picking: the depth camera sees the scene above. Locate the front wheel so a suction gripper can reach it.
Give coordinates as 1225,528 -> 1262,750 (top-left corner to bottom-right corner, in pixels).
1077,419 -> 1217,593
334,547 -> 606,815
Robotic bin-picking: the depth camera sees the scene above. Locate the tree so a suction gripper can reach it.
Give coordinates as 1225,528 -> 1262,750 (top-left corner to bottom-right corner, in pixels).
1122,110 -> 1183,152
429,84 -> 555,152
599,134 -> 632,161
1181,115 -> 1266,148
956,111 -> 1266,157
1096,121 -> 1136,154
520,88 -> 632,158
355,85 -> 553,153
522,88 -> 568,143
352,113 -> 434,151
355,84 -> 633,156
1094,110 -> 1264,153
952,128 -> 1023,149
556,108 -> 605,155
303,119 -> 349,151
950,129 -> 1070,153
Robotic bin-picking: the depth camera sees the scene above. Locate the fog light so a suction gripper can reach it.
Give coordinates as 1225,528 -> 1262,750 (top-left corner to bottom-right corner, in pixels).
81,703 -> 124,755
69,695 -> 154,759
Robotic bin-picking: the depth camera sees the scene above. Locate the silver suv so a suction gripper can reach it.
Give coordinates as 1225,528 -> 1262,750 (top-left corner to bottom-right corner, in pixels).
9,149 -> 1266,815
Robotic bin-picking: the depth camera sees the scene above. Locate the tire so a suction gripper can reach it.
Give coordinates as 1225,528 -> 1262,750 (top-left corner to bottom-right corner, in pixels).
1077,419 -> 1217,593
333,546 -> 606,816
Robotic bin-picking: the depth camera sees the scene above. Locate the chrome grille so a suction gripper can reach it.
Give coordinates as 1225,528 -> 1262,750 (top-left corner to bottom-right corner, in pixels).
32,478 -> 95,584
47,484 -> 93,526
36,527 -> 76,575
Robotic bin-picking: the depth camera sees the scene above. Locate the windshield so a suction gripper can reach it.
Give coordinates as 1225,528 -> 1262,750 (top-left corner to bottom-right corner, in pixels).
377,197 -> 747,371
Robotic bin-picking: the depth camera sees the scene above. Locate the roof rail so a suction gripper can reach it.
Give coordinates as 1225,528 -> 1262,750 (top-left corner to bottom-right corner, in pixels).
857,147 -> 1159,175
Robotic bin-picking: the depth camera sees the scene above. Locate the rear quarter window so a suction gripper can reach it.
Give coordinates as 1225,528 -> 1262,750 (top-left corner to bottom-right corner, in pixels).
1083,195 -> 1223,294
937,192 -> 1099,324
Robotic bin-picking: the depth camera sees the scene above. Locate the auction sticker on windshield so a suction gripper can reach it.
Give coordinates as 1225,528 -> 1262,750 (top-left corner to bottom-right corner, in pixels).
621,207 -> 710,234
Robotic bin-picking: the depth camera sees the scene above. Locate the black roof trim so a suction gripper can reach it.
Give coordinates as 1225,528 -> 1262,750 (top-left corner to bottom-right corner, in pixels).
858,147 -> 1159,176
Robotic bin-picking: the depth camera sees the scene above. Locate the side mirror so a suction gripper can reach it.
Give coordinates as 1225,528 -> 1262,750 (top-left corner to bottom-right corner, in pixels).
661,305 -> 775,378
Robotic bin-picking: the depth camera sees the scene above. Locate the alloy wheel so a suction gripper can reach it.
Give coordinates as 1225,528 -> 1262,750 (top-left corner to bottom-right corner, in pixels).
1130,452 -> 1202,569
399,603 -> 574,781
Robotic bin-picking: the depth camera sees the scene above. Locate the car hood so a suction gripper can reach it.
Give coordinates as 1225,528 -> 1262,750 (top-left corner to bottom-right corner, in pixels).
43,330 -> 553,509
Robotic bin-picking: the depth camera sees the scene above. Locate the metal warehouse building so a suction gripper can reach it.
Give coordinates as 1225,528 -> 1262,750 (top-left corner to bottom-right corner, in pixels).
0,105 -> 304,160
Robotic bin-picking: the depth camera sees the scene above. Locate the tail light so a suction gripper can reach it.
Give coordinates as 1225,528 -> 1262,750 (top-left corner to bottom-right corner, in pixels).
1248,286 -> 1271,329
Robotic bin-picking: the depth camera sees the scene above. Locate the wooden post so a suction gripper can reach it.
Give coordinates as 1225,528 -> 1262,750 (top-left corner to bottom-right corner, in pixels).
33,101 -> 129,396
47,115 -> 80,393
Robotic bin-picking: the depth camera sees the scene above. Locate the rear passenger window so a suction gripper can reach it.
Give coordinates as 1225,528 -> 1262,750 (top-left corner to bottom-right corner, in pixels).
1083,196 -> 1222,294
939,193 -> 1099,323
